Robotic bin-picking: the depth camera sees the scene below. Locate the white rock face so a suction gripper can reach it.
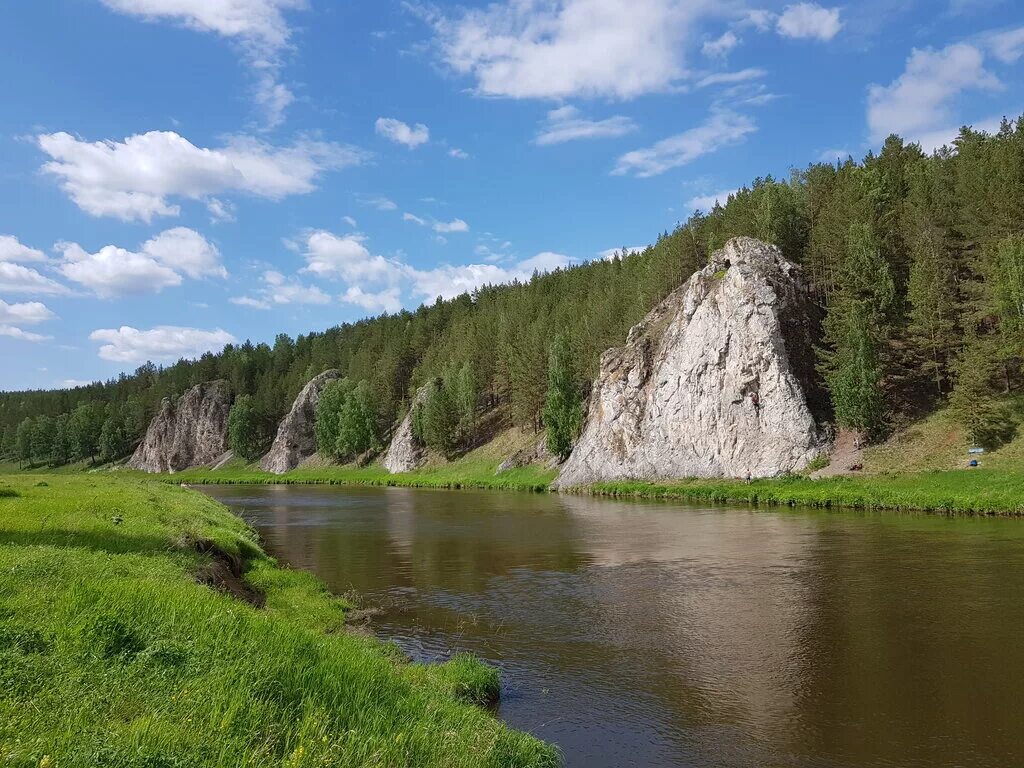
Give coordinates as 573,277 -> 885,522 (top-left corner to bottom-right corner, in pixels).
556,237 -> 827,486
260,369 -> 341,474
383,387 -> 429,474
128,380 -> 232,473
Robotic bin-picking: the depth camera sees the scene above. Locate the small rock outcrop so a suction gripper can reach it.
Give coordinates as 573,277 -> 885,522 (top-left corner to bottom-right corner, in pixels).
260,370 -> 341,474
383,387 -> 429,474
556,237 -> 827,487
128,380 -> 232,473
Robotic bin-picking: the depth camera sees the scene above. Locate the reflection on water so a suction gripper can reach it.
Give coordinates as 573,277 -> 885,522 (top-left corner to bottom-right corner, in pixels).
201,485 -> 1024,768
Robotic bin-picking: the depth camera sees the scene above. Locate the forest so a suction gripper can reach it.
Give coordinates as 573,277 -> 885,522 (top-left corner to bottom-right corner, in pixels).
3,117 -> 1024,468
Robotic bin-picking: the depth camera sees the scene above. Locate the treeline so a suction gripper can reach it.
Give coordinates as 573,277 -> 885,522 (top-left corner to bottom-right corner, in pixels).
3,118 -> 1024,467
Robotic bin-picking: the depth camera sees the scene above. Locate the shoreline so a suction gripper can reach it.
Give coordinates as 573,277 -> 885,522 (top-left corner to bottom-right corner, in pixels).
141,463 -> 1024,517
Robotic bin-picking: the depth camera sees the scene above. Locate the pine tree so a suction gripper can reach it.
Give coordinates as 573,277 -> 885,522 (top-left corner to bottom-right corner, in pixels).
15,418 -> 33,467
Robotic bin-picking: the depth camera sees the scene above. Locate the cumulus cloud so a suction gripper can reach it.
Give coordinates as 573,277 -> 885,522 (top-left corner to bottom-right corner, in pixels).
0,299 -> 56,341
775,3 -> 842,41
375,118 -> 430,148
0,235 -> 46,263
403,212 -> 427,226
534,105 -> 637,145
702,30 -> 738,58
613,110 -> 756,177
428,0 -> 716,100
100,0 -> 307,128
0,299 -> 55,326
343,285 -> 402,313
448,147 -> 470,159
696,68 -> 765,88
89,325 -> 237,363
0,263 -> 71,296
260,269 -> 331,305
54,228 -> 226,298
37,130 -> 365,222
598,245 -> 646,260
229,295 -> 272,309
867,43 -> 1000,144
432,218 -> 469,234
359,195 -> 398,211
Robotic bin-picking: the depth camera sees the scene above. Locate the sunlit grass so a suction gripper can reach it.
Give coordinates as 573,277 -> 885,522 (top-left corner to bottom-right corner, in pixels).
0,475 -> 558,767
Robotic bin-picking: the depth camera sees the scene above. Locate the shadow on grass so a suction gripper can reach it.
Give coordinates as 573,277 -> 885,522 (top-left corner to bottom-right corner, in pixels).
0,528 -> 189,557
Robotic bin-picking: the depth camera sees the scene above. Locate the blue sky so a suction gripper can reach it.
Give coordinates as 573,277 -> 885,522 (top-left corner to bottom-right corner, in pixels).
1,0 -> 1022,390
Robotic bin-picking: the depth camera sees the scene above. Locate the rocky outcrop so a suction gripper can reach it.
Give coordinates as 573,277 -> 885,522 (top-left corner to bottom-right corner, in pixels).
556,237 -> 827,487
383,387 -> 429,474
260,370 -> 341,474
128,380 -> 232,473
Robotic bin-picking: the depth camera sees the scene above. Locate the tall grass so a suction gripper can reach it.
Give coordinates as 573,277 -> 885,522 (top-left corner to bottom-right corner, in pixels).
0,475 -> 558,767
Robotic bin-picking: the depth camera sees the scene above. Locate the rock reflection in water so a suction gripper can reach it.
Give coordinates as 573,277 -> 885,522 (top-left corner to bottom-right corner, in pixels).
201,485 -> 1024,768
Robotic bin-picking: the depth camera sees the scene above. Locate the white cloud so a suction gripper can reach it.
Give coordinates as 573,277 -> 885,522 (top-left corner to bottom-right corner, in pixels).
206,197 -> 236,223
534,105 -> 638,145
0,235 -> 46,263
867,43 -> 1000,144
613,110 -> 756,177
139,227 -> 227,279
261,270 -> 331,304
54,228 -> 225,297
696,68 -> 765,88
403,212 -> 427,226
775,3 -> 842,41
89,325 -> 237,363
912,114 -> 1006,154
448,147 -> 470,159
359,195 -> 398,211
818,147 -> 851,162
229,295 -> 272,309
988,26 -> 1024,64
702,30 -> 738,57
302,231 -> 398,283
429,0 -> 715,100
38,130 -> 364,222
0,325 -> 51,342
517,252 -> 572,271
0,263 -> 71,296
375,118 -> 430,148
342,215 -> 358,227
433,218 -> 469,234
342,286 -> 403,313
0,299 -> 56,326
685,187 -> 738,211
100,0 -> 307,128
60,379 -> 94,388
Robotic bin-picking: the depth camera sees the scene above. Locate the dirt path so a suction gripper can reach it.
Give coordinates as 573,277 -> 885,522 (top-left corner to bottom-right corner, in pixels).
811,430 -> 865,478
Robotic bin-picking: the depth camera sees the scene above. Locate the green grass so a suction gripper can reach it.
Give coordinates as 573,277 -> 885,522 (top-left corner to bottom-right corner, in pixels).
0,474 -> 558,767
587,469 -> 1024,515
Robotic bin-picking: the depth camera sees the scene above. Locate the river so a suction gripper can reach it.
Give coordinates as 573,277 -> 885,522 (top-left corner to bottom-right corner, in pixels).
200,484 -> 1024,768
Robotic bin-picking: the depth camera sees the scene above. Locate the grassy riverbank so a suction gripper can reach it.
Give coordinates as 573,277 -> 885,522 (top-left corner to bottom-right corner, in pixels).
0,474 -> 557,767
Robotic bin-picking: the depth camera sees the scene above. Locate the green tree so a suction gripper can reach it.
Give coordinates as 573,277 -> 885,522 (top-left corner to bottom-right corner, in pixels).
98,415 -> 130,464
544,334 -> 584,461
951,335 -> 1016,449
314,379 -> 351,460
227,395 -> 269,462
70,402 -> 105,462
15,418 -> 33,467
51,413 -> 74,466
32,415 -> 56,465
416,379 -> 458,459
336,380 -> 379,458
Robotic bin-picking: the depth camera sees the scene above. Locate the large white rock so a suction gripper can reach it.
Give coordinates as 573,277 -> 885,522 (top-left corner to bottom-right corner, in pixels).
128,380 -> 232,473
556,237 -> 827,486
260,370 -> 341,474
382,387 -> 429,474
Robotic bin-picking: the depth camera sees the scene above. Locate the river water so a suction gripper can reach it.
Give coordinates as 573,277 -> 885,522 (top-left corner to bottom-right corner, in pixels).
200,485 -> 1024,768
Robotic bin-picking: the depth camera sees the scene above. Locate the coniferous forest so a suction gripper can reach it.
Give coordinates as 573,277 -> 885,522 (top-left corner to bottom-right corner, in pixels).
3,121 -> 1024,467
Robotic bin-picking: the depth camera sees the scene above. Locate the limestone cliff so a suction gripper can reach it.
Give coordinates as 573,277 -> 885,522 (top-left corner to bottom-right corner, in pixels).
127,380 -> 232,473
383,387 -> 428,474
260,370 -> 341,474
556,237 -> 827,487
